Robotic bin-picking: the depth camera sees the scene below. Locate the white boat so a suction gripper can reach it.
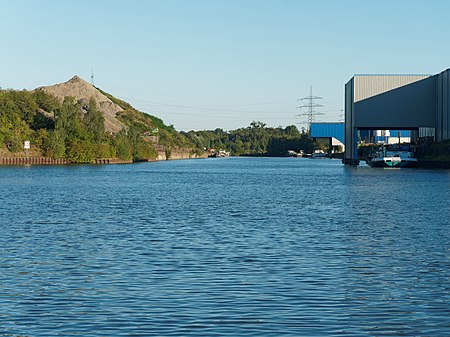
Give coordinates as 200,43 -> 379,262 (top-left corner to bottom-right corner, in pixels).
310,150 -> 328,159
366,145 -> 418,168
287,150 -> 304,157
209,150 -> 230,158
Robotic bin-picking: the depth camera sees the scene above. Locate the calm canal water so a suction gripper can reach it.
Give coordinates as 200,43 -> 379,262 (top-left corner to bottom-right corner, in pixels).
1,157 -> 449,336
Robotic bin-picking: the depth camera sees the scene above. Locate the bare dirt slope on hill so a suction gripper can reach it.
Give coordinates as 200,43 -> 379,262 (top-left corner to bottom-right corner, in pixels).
36,76 -> 124,133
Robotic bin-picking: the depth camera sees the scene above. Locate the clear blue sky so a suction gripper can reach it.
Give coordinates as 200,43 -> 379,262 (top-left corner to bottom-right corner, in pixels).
1,0 -> 449,131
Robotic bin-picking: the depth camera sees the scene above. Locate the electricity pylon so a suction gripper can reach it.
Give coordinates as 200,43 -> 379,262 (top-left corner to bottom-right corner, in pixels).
297,86 -> 324,129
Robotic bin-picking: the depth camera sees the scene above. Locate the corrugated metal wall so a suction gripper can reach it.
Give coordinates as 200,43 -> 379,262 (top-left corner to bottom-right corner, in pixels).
310,123 -> 344,143
445,69 -> 449,140
353,76 -> 436,129
344,78 -> 354,160
344,73 -> 442,162
436,69 -> 450,142
353,75 -> 430,102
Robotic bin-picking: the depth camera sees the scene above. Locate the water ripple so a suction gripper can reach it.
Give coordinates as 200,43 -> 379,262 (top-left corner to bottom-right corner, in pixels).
1,158 -> 449,336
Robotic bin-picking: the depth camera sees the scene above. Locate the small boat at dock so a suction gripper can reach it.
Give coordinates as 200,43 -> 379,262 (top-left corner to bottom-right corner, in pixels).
208,149 -> 230,158
310,150 -> 329,159
366,145 -> 418,168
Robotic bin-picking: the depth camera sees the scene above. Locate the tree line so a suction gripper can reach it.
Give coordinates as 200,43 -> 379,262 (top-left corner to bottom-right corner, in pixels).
0,89 -> 329,162
182,121 -> 321,156
0,89 -> 182,162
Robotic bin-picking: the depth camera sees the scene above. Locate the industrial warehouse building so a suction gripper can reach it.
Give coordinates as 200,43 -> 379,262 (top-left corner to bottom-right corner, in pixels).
344,68 -> 450,164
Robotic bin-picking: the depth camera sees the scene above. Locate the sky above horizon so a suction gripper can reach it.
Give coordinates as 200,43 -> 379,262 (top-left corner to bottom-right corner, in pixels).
1,0 -> 449,131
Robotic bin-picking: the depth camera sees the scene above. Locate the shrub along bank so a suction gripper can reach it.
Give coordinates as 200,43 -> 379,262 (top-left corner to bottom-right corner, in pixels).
0,89 -> 192,163
182,122 -> 322,157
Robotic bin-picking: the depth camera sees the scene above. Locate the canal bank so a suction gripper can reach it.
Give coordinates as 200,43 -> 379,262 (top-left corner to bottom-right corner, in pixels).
0,155 -> 206,166
0,149 -> 207,166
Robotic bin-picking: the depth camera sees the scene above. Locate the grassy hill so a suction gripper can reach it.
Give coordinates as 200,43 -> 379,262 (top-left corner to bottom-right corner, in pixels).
0,76 -> 197,163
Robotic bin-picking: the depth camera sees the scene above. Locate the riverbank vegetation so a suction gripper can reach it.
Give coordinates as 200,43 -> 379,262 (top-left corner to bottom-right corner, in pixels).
96,87 -> 192,150
0,89 -> 193,163
183,122 -> 324,156
0,86 -> 330,162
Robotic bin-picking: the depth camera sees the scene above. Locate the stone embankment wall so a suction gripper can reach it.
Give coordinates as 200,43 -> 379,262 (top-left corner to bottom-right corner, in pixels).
157,150 -> 207,161
157,151 -> 167,161
93,158 -> 133,164
171,151 -> 207,159
155,144 -> 207,161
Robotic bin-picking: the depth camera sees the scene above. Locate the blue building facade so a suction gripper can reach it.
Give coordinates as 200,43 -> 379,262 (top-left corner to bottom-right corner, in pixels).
310,123 -> 345,143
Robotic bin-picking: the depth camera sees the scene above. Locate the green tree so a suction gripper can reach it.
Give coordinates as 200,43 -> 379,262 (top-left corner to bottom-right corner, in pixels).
134,141 -> 157,161
46,129 -> 66,158
32,128 -> 50,155
66,139 -> 94,163
285,125 -> 301,138
84,98 -> 105,143
9,119 -> 32,152
113,131 -> 132,161
33,90 -> 59,114
55,96 -> 85,141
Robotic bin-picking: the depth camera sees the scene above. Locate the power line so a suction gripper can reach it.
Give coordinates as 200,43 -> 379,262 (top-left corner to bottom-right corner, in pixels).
117,95 -> 298,115
97,81 -> 289,106
297,86 -> 324,128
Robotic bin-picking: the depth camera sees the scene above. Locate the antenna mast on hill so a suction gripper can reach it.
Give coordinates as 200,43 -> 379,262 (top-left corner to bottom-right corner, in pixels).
297,86 -> 324,129
90,68 -> 95,86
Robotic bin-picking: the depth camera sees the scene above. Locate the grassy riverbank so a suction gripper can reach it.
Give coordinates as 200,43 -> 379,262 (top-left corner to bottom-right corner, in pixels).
0,77 -> 197,164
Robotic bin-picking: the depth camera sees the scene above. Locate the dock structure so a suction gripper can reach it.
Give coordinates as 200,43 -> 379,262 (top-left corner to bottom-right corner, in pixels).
343,69 -> 450,164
